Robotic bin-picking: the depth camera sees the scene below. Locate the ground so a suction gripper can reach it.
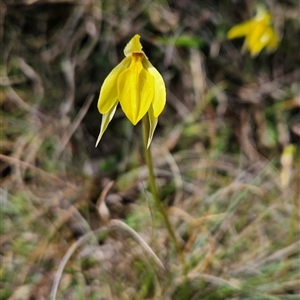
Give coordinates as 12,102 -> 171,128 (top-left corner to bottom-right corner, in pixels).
1,0 -> 299,299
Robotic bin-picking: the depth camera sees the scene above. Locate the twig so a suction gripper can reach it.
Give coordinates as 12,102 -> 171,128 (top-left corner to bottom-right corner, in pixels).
109,219 -> 165,270
53,94 -> 94,160
50,227 -> 105,300
0,153 -> 74,187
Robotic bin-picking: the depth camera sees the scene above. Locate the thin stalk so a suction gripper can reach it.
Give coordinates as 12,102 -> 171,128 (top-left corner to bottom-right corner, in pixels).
142,116 -> 185,265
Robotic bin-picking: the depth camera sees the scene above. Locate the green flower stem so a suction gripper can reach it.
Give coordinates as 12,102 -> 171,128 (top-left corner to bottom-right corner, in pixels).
142,116 -> 185,265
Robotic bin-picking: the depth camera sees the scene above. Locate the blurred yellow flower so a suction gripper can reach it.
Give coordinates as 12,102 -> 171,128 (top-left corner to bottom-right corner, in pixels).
280,144 -> 296,189
96,34 -> 166,147
227,10 -> 279,56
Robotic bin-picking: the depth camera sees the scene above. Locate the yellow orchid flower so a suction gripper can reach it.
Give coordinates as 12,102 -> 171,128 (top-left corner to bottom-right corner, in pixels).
227,10 -> 279,56
96,34 -> 166,148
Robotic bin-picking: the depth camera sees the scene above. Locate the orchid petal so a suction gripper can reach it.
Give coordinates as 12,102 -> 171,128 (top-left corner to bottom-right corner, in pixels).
147,106 -> 158,148
95,102 -> 118,147
118,55 -> 154,125
147,62 -> 166,118
98,57 -> 131,114
227,19 -> 255,39
247,25 -> 273,56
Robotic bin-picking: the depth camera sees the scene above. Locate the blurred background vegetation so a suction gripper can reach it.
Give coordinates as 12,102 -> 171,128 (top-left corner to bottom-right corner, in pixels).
1,0 -> 299,299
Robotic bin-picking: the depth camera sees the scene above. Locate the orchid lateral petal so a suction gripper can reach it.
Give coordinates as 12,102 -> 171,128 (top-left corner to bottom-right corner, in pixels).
95,102 -> 118,147
147,106 -> 158,148
98,57 -> 131,114
118,56 -> 154,125
227,19 -> 255,39
147,63 -> 166,118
